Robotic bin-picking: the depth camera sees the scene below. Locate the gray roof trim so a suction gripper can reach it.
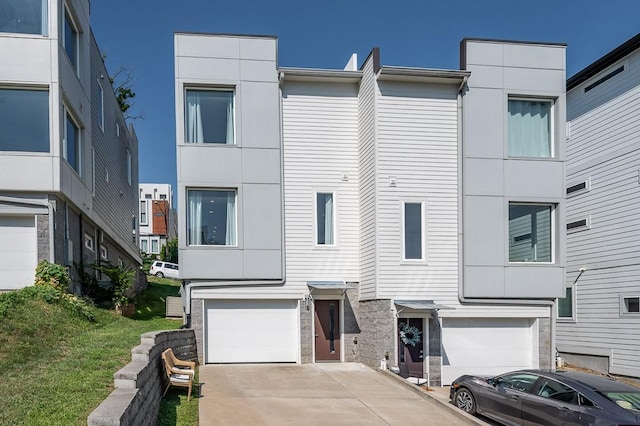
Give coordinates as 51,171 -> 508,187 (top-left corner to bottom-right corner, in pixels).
377,66 -> 470,84
307,281 -> 350,290
174,31 -> 277,39
279,67 -> 362,82
394,300 -> 455,311
461,37 -> 567,47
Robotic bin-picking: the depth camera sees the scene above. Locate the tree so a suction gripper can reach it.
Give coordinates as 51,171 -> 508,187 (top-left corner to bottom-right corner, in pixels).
161,238 -> 179,264
109,66 -> 144,121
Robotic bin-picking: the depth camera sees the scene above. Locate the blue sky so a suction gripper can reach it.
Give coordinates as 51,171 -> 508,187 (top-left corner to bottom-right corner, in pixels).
90,0 -> 640,206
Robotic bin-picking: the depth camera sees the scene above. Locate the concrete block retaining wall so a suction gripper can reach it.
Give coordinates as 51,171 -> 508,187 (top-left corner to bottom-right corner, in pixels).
87,329 -> 197,426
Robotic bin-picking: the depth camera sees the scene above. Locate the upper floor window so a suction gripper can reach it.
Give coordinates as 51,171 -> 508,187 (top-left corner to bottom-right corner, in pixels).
403,202 -> 424,260
91,147 -> 95,195
0,88 -> 49,152
63,107 -> 81,175
185,89 -> 234,144
140,200 -> 148,225
509,203 -> 553,263
0,0 -> 48,35
508,99 -> 553,158
316,192 -> 335,245
126,149 -> 132,185
97,80 -> 104,131
63,6 -> 79,73
187,189 -> 236,246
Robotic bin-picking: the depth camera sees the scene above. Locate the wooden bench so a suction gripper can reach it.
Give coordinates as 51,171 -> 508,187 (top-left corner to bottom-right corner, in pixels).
161,348 -> 196,400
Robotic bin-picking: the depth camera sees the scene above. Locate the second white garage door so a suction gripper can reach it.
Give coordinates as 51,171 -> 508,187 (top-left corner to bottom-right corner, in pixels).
206,299 -> 298,363
0,215 -> 37,290
441,317 -> 535,385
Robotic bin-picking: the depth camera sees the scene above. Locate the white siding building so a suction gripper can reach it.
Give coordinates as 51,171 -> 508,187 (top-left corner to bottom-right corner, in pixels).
557,33 -> 640,378
0,0 -> 141,291
176,33 -> 566,385
139,183 -> 173,255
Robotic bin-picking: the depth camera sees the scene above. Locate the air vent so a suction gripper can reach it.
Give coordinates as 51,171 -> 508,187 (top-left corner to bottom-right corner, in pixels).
567,219 -> 588,230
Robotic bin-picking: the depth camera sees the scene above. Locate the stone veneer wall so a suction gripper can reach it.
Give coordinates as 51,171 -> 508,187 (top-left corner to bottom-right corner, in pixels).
87,329 -> 197,426
191,298 -> 205,364
428,317 -> 442,386
356,299 -> 395,369
538,317 -> 551,370
300,300 -> 313,363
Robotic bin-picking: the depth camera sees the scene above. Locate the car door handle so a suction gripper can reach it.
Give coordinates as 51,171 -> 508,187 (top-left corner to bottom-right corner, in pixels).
511,395 -> 521,400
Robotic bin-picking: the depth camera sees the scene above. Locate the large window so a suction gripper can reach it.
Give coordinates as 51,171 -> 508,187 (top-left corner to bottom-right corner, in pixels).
63,109 -> 81,175
403,202 -> 424,260
185,89 -> 234,144
316,192 -> 334,245
508,99 -> 552,158
0,0 -> 48,35
63,7 -> 78,72
187,189 -> 236,246
558,287 -> 573,319
0,88 -> 49,152
509,204 -> 553,263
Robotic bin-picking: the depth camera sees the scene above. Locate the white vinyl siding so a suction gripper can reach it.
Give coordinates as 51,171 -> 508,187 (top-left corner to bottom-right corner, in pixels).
282,81 -> 360,293
376,82 -> 458,300
558,48 -> 640,377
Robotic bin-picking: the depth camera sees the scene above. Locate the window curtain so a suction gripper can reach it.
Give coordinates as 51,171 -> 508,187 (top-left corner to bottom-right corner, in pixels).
226,95 -> 234,144
324,194 -> 334,245
225,192 -> 236,245
186,91 -> 204,143
508,100 -> 551,158
188,191 -> 202,245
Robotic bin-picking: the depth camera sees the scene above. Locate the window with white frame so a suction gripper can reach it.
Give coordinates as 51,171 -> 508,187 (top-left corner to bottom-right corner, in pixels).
508,98 -> 553,158
0,88 -> 49,152
126,149 -> 132,185
316,192 -> 335,245
151,238 -> 160,254
63,5 -> 79,73
100,245 -> 108,260
0,0 -> 48,35
187,189 -> 236,246
97,80 -> 104,131
622,296 -> 640,314
509,203 -> 554,263
185,89 -> 234,144
140,200 -> 148,225
403,202 -> 424,260
116,123 -> 120,137
91,147 -> 95,195
84,233 -> 94,251
140,238 -> 148,253
63,108 -> 81,175
557,287 -> 573,319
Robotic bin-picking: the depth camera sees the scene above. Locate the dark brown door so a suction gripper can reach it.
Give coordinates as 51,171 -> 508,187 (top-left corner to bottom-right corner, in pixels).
314,300 -> 340,361
398,318 -> 424,378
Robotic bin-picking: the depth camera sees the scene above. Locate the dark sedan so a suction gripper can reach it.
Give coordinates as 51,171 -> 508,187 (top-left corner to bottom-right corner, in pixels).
450,369 -> 640,425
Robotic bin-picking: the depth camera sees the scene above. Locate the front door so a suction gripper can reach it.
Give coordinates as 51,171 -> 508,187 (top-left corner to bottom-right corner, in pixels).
398,318 -> 425,378
314,300 -> 340,361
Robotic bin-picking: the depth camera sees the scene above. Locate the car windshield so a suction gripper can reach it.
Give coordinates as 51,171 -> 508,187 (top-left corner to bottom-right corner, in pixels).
599,391 -> 640,412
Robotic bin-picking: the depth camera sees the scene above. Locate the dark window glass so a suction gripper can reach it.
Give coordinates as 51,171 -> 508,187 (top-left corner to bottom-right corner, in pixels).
404,203 -> 422,259
499,373 -> 539,393
624,297 -> 640,313
537,379 -> 579,404
329,304 -> 335,353
65,113 -> 80,173
566,181 -> 587,195
558,288 -> 573,318
0,0 -> 46,35
317,193 -> 334,245
64,10 -> 77,70
0,89 -> 49,152
187,189 -> 236,246
509,204 -> 552,262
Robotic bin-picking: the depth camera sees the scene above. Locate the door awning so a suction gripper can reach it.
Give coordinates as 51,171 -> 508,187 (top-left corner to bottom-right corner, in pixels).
307,281 -> 350,291
394,300 -> 455,311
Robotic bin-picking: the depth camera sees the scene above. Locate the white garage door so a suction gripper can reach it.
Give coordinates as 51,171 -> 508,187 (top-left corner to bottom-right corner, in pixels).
441,318 -> 534,385
206,299 -> 298,363
0,216 -> 37,290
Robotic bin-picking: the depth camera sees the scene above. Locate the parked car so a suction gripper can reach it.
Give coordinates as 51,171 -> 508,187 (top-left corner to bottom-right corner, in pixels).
149,261 -> 179,279
450,369 -> 640,425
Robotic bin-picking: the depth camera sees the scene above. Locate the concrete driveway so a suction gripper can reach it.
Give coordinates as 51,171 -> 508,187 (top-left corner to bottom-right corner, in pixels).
198,363 -> 482,425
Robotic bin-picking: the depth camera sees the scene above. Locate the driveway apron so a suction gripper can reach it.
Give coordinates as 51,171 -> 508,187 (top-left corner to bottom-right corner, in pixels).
199,363 -> 478,425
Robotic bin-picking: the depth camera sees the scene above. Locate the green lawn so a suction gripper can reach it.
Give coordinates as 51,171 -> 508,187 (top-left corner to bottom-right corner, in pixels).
0,276 -> 198,425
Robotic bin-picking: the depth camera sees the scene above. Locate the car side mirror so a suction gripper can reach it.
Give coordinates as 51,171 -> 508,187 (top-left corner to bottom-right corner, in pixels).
488,377 -> 501,387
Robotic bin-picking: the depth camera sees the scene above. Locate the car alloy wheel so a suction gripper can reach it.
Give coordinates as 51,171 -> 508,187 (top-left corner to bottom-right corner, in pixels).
155,272 -> 164,278
455,388 -> 476,414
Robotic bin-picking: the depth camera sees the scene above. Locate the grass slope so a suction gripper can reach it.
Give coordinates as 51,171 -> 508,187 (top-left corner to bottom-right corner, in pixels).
0,276 -> 198,426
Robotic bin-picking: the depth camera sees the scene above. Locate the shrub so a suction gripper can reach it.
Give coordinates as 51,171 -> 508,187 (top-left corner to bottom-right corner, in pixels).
34,260 -> 71,293
91,262 -> 135,306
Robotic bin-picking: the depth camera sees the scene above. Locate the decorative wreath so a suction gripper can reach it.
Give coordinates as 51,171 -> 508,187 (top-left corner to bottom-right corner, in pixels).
400,324 -> 422,347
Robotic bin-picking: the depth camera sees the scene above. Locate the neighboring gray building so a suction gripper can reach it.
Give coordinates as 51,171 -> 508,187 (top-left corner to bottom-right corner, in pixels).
0,0 -> 141,291
175,33 -> 566,385
557,33 -> 640,378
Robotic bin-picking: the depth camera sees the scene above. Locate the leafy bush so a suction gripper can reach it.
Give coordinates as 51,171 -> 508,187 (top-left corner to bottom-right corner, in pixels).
0,286 -> 95,321
91,262 -> 135,306
34,260 -> 71,292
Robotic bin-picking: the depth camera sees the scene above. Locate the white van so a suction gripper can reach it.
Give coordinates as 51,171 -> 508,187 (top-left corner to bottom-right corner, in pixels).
149,261 -> 179,279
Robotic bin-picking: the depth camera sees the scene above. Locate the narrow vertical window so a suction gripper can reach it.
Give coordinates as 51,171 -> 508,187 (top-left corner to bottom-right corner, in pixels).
91,147 -> 95,195
126,149 -> 132,186
187,189 -> 237,246
63,7 -> 79,73
185,89 -> 234,144
403,202 -> 423,260
316,193 -> 334,245
140,238 -> 148,253
508,99 -> 553,158
329,303 -> 336,353
140,200 -> 147,225
63,108 -> 81,175
557,287 -> 573,318
97,81 -> 104,131
151,238 -> 159,254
